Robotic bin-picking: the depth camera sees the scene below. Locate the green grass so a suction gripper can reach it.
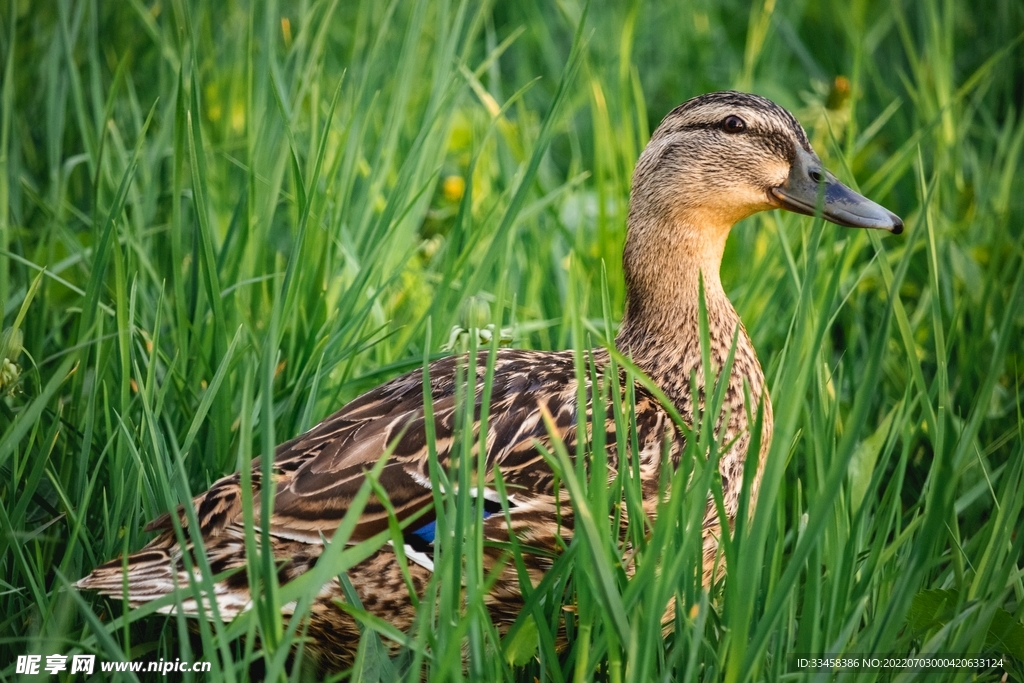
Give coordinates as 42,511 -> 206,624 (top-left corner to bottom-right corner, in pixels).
2,0 -> 1024,680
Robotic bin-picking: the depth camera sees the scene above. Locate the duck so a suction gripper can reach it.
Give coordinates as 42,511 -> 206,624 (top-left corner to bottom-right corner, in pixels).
77,91 -> 902,670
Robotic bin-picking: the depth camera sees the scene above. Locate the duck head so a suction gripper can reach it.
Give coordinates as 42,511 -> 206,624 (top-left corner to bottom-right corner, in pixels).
628,91 -> 903,237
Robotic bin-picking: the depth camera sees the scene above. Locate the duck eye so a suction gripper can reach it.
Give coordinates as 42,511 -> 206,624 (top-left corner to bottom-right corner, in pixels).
722,115 -> 747,133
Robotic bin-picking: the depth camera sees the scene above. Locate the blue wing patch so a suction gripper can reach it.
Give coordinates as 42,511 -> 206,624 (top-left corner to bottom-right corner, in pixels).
404,509 -> 497,549
410,519 -> 438,544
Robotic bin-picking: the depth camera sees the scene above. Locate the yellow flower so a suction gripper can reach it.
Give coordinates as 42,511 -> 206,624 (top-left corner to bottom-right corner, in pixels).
826,75 -> 851,111
441,175 -> 465,202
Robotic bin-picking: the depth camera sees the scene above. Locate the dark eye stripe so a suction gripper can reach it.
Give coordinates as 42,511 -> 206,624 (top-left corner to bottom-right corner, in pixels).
660,122 -> 794,156
760,130 -> 795,159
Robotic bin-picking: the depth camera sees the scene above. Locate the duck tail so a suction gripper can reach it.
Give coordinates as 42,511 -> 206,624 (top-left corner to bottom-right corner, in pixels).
75,540 -> 253,619
76,547 -> 182,608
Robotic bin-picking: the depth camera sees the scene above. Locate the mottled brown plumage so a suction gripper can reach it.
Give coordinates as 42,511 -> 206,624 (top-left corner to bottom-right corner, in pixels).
77,91 -> 902,671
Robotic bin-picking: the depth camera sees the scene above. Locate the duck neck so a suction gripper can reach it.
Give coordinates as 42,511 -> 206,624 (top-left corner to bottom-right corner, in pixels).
615,214 -> 749,412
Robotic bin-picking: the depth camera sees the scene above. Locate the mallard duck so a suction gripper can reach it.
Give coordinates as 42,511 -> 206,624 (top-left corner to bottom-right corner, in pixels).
77,91 -> 902,669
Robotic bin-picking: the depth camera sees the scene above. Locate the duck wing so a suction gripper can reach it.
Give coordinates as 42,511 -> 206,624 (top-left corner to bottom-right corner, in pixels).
153,348 -> 602,544
267,348 -> 585,543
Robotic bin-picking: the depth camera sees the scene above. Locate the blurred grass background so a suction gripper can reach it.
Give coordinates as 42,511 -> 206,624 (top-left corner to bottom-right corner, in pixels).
1,0 -> 1023,680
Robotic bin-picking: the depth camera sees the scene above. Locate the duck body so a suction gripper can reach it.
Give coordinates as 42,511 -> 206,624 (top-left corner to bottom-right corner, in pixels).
78,92 -> 901,669
79,345 -> 745,668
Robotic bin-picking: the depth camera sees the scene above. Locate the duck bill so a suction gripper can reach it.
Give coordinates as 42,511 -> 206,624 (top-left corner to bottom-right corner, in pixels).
769,149 -> 904,234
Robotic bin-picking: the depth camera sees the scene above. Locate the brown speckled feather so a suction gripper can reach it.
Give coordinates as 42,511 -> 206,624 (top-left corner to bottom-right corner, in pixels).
137,349 -> 674,544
